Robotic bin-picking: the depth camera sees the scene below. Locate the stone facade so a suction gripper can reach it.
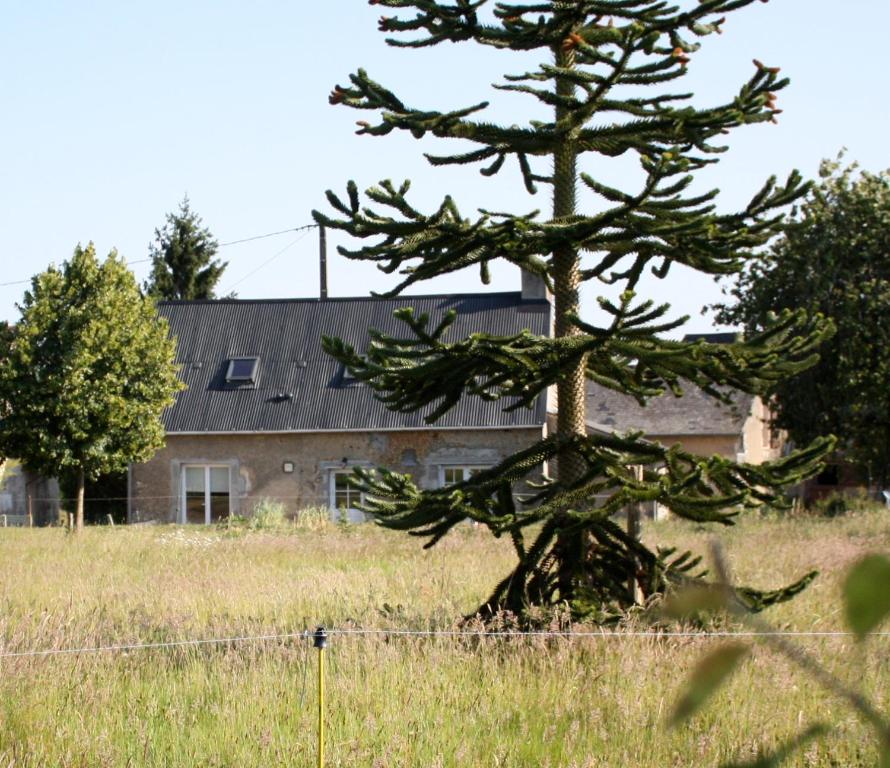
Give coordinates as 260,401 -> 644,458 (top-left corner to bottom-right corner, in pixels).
129,426 -> 544,524
644,396 -> 781,464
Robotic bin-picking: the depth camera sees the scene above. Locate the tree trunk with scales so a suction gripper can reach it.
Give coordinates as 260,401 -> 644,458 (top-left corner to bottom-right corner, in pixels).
314,0 -> 834,622
551,40 -> 589,601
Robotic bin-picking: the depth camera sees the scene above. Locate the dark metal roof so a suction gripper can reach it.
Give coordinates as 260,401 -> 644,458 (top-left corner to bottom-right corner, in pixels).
586,381 -> 754,437
682,332 -> 740,344
159,293 -> 550,433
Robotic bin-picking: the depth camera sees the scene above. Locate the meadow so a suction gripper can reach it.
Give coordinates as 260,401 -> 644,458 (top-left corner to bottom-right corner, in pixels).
1,509 -> 888,767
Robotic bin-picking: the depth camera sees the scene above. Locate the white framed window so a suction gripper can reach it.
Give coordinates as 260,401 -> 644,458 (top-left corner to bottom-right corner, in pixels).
181,465 -> 231,524
439,465 -> 490,487
329,471 -> 366,523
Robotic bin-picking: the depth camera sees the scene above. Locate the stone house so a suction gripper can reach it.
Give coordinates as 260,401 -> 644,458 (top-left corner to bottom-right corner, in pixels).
586,332 -> 781,463
128,286 -> 550,524
129,283 -> 787,525
585,335 -> 783,518
586,381 -> 781,465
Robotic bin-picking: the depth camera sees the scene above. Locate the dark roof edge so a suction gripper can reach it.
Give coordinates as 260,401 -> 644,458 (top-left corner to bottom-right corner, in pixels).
585,419 -> 742,438
166,423 -> 546,436
157,291 -> 548,307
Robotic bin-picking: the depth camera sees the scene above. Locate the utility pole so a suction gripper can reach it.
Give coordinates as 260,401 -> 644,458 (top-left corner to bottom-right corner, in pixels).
319,224 -> 328,300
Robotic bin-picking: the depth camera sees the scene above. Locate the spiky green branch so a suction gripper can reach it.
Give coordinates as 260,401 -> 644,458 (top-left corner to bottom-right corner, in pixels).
314,0 -> 832,621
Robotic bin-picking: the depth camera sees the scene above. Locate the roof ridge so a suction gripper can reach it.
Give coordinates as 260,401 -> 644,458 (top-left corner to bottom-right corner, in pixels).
157,291 -> 549,307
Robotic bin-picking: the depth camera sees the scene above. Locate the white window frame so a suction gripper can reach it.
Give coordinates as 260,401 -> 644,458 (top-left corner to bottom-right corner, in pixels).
180,464 -> 231,525
328,470 -> 366,523
438,465 -> 491,487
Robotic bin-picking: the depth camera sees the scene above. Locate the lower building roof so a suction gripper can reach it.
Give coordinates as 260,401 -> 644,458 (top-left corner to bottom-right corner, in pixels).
586,381 -> 755,437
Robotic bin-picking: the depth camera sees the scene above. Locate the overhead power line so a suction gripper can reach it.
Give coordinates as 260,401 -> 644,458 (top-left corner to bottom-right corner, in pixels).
1,277 -> 41,288
225,229 -> 314,292
218,224 -> 317,248
0,224 -> 318,289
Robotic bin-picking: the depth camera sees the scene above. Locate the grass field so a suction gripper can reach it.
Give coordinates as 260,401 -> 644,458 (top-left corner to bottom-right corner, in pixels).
1,510 -> 888,767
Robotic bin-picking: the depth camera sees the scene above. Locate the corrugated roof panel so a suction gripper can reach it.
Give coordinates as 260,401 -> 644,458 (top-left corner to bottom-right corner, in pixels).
159,292 -> 550,433
586,381 -> 754,437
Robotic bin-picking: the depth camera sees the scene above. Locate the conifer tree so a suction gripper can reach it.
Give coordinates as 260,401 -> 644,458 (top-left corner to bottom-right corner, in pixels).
314,0 -> 834,621
145,196 -> 225,300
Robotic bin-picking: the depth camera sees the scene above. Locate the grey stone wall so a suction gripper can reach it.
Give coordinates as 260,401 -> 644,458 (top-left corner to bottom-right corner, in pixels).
129,427 -> 544,524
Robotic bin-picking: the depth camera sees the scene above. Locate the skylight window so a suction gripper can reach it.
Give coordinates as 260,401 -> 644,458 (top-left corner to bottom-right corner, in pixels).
336,363 -> 362,388
226,357 -> 259,384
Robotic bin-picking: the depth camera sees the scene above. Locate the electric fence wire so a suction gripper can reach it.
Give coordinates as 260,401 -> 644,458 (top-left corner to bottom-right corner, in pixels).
24,494 -> 359,503
0,631 -> 308,659
2,627 -> 889,660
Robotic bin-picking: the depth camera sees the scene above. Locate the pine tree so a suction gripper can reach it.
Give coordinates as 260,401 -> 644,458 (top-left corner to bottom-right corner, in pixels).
145,196 -> 226,300
314,0 -> 834,621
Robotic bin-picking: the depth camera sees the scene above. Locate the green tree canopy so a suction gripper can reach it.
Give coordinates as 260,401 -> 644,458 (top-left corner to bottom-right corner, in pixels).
715,158 -> 890,487
144,196 -> 226,300
0,244 -> 184,530
314,0 -> 833,622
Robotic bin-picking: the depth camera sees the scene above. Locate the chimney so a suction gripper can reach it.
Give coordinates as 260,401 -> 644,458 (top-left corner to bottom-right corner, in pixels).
319,224 -> 328,300
521,267 -> 549,301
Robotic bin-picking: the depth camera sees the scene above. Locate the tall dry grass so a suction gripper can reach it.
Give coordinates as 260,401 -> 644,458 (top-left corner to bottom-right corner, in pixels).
1,510 -> 888,766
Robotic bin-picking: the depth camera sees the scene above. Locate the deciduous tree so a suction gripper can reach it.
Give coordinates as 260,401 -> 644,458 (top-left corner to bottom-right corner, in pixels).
716,158 -> 890,488
0,244 -> 183,530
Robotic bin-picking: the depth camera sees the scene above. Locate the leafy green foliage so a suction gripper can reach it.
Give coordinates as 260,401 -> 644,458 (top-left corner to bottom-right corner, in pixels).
843,554 -> 890,639
315,0 -> 832,620
670,642 -> 749,724
672,547 -> 890,766
715,158 -> 890,485
323,303 -> 829,419
243,498 -> 288,530
0,243 -> 183,528
144,196 -> 226,300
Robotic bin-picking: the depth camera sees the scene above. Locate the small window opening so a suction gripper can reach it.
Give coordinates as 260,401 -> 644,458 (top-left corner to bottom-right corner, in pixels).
329,470 -> 366,523
226,357 -> 259,384
440,465 -> 490,487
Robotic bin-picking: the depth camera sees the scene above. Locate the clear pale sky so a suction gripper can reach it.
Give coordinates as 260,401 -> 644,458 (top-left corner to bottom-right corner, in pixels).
1,1 -> 887,332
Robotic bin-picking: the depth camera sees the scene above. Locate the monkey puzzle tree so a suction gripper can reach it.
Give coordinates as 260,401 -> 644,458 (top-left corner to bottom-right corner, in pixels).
314,0 -> 833,621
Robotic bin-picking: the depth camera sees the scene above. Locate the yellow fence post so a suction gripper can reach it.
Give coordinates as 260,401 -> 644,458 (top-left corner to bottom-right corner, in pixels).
313,626 -> 328,768
627,464 -> 644,604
